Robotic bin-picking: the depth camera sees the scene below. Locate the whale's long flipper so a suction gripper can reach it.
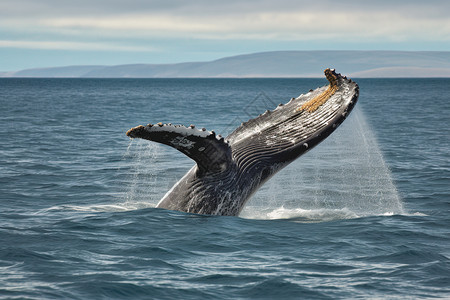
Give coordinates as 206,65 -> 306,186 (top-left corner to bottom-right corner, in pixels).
126,124 -> 231,174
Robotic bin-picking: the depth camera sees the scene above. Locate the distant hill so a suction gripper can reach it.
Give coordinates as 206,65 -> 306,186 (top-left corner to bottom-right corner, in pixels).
3,51 -> 450,78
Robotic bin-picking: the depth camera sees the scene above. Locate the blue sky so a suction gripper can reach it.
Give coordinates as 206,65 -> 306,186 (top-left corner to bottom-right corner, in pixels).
1,0 -> 449,71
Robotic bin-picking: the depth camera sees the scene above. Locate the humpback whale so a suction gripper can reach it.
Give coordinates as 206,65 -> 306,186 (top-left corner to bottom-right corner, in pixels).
126,69 -> 359,216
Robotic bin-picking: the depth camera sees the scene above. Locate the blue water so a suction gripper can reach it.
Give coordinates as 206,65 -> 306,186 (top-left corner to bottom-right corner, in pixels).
0,78 -> 449,299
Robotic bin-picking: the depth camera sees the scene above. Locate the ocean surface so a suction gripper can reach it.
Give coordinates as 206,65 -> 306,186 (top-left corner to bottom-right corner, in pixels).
0,77 -> 448,299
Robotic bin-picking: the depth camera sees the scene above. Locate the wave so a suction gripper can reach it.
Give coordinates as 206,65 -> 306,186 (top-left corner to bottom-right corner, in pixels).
36,203 -> 155,214
241,205 -> 427,222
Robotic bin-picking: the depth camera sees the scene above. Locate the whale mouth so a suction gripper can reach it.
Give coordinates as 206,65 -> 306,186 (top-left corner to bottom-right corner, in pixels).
224,68 -> 358,149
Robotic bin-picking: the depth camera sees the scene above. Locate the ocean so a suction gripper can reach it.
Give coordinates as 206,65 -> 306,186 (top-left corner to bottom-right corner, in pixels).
0,77 -> 448,299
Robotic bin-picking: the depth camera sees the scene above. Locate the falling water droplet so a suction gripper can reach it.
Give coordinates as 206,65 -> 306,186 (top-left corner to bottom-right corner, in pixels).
241,106 -> 404,221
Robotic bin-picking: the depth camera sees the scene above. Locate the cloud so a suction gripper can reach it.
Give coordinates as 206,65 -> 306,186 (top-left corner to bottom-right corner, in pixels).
2,0 -> 449,18
0,0 -> 449,52
0,40 -> 151,51
30,10 -> 450,42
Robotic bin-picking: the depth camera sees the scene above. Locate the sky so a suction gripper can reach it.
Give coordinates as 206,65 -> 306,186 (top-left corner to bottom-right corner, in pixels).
1,0 -> 449,71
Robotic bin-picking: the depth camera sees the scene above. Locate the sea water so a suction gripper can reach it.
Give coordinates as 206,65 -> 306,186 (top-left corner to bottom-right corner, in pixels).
0,78 -> 448,299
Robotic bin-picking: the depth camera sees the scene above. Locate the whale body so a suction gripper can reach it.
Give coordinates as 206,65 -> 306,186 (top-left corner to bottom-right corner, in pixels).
126,69 -> 359,216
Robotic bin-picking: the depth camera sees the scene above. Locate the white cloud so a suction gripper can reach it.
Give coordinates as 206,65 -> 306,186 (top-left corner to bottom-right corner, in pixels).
0,0 -> 449,52
0,40 -> 152,51
41,16 -> 223,33
33,10 -> 450,42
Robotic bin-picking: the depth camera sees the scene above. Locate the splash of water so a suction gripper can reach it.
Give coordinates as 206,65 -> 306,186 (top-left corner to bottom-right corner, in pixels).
45,140 -> 164,213
89,105 -> 404,220
120,139 -> 163,210
241,106 -> 404,221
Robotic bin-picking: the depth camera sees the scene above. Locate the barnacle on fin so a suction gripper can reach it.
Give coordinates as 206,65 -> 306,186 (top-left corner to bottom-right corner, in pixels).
297,68 -> 339,113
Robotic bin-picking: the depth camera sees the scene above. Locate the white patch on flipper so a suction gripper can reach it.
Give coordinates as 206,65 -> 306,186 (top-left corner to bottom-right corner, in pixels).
170,136 -> 195,149
146,124 -> 213,138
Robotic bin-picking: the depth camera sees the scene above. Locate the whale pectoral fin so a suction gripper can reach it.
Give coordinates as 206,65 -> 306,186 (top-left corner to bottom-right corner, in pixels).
126,123 -> 231,174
